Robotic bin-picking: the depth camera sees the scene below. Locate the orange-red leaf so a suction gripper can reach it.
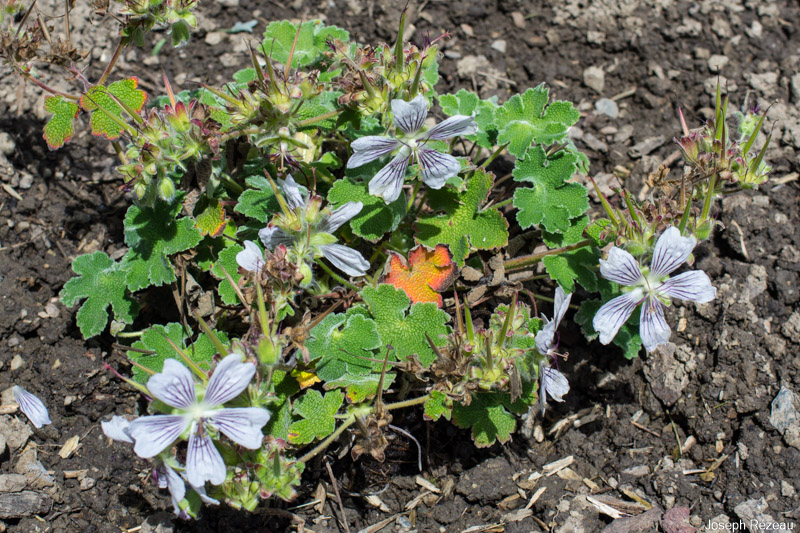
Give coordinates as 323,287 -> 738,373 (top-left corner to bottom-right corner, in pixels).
384,244 -> 457,307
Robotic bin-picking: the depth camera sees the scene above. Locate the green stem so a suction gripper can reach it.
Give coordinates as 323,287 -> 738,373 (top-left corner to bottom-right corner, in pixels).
700,173 -> 717,222
480,143 -> 508,169
383,394 -> 430,411
406,181 -> 422,214
316,259 -> 359,292
297,109 -> 342,128
98,38 -> 127,86
115,330 -> 144,338
491,197 -> 513,210
504,238 -> 593,271
297,415 -> 357,465
219,127 -> 261,144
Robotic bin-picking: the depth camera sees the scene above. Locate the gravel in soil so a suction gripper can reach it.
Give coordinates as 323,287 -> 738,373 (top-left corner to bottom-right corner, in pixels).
0,0 -> 798,532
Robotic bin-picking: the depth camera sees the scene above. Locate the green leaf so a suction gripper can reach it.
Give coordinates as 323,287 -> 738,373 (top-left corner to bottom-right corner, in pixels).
415,168 -> 508,267
306,312 -> 382,382
234,175 -> 280,223
452,393 -> 517,447
264,370 -> 300,441
288,389 -> 344,445
325,372 -> 396,403
542,248 -> 600,293
360,285 -> 449,367
437,90 -> 498,149
42,96 -> 79,149
79,78 -> 147,140
327,177 -> 405,242
424,390 -> 452,421
193,196 -> 227,237
126,323 -> 224,384
495,85 -> 580,158
60,251 -> 138,339
262,20 -> 348,69
585,218 -> 615,247
296,91 -> 343,130
574,299 -> 642,359
122,195 -> 203,291
512,146 -> 588,234
210,244 -> 244,305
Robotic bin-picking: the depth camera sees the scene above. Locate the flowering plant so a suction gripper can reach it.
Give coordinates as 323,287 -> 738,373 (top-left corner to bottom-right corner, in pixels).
4,5 -> 773,519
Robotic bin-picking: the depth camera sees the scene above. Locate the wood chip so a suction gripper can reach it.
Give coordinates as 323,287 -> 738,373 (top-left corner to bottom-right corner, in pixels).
356,513 -> 405,533
502,508 -> 532,523
543,455 -> 574,476
525,487 -> 547,510
587,495 -> 625,519
364,494 -> 391,513
58,435 -> 81,459
404,490 -> 431,511
63,469 -> 87,479
510,11 -> 526,29
415,476 -> 440,493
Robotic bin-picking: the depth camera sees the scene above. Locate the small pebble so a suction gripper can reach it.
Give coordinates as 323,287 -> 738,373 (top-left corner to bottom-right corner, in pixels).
583,66 -> 605,93
594,98 -> 619,118
10,355 -> 24,371
18,175 -> 33,190
708,54 -> 729,72
491,40 -> 506,54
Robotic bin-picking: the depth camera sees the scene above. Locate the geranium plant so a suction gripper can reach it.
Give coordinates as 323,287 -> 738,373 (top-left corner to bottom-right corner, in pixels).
1,3 -> 773,518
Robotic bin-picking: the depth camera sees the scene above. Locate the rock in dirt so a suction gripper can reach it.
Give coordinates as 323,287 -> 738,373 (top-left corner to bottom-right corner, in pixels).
140,512 -> 176,533
595,98 -> 618,118
583,66 -> 605,93
15,446 -> 56,490
557,494 -> 599,533
0,491 -> 52,519
0,474 -> 27,493
0,416 -> 33,450
0,132 -> 14,156
661,506 -> 696,533
734,498 -> 776,529
791,73 -> 800,103
628,136 -> 666,158
454,456 -> 516,504
643,343 -> 689,407
770,387 -> 799,433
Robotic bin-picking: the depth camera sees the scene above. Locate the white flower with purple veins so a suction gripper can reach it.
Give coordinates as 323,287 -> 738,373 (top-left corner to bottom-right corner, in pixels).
593,227 -> 717,353
347,94 -> 478,203
534,287 -> 572,414
127,354 -> 271,488
12,386 -> 51,428
258,175 -> 370,277
236,240 -> 266,273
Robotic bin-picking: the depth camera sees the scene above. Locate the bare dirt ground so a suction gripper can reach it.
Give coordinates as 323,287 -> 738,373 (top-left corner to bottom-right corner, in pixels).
0,1 -> 798,532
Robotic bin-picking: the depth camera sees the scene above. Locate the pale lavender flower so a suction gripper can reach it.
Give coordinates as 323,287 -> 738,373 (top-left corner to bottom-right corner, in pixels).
593,227 -> 716,352
12,386 -> 51,428
534,287 -> 572,414
101,415 -> 134,443
347,94 -> 478,203
258,175 -> 370,277
236,240 -> 265,273
127,354 -> 271,488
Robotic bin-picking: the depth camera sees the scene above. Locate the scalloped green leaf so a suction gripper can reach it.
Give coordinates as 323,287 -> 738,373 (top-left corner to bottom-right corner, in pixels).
264,370 -> 300,442
360,284 -> 449,367
512,146 -> 588,234
452,393 -> 517,448
262,20 -> 348,70
415,168 -> 508,267
424,390 -> 453,421
43,96 -> 79,149
325,372 -> 396,403
60,251 -> 138,339
234,175 -> 280,223
495,84 -> 580,158
288,389 -> 344,445
437,90 -> 498,149
306,312 -> 382,382
121,195 -> 203,291
80,78 -> 147,140
210,244 -> 244,306
327,177 -> 405,242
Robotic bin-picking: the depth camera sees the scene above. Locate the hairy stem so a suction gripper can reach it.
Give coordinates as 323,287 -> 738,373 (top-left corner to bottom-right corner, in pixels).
315,260 -> 359,292
297,415 -> 356,464
296,109 -> 343,128
98,38 -> 127,86
504,238 -> 593,271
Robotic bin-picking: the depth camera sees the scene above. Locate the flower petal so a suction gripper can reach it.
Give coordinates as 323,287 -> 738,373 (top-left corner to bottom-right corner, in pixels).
258,226 -> 293,250
600,247 -> 644,286
423,115 -> 478,140
129,415 -> 189,458
553,286 -> 573,330
593,288 -> 645,345
657,271 -> 717,304
418,148 -> 461,190
101,415 -> 134,443
236,240 -> 264,273
204,353 -> 256,407
639,296 -> 671,352
368,152 -> 410,203
146,359 -> 197,409
539,366 -> 569,415
319,202 -> 363,234
190,482 -> 220,505
650,226 -> 696,277
160,463 -> 186,516
208,407 -> 270,449
12,386 -> 51,429
391,94 -> 428,134
186,430 -> 226,487
279,174 -> 307,210
534,287 -> 572,355
348,136 -> 401,168
320,244 -> 370,277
